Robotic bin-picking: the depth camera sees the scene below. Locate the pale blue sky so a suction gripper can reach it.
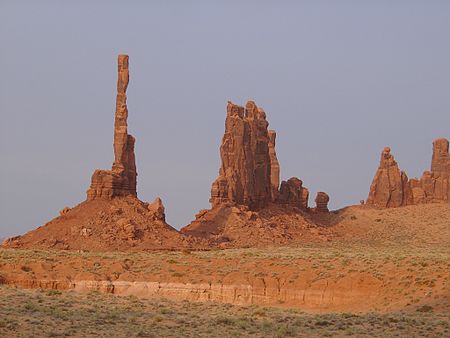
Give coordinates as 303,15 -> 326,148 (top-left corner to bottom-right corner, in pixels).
1,1 -> 449,237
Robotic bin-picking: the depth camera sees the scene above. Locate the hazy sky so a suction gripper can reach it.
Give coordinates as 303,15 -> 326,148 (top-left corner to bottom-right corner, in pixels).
1,1 -> 449,237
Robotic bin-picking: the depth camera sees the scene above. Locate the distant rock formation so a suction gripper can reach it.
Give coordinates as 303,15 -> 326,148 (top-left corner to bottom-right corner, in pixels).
210,101 -> 273,210
268,130 -> 280,202
87,55 -> 137,200
2,54 -> 186,251
315,192 -> 330,212
367,138 -> 450,207
367,147 -> 410,207
278,177 -> 309,209
410,138 -> 450,204
209,100 -> 315,212
182,100 -> 330,243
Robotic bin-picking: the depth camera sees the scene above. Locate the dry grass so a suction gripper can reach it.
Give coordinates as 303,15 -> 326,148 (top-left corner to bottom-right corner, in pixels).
0,286 -> 448,338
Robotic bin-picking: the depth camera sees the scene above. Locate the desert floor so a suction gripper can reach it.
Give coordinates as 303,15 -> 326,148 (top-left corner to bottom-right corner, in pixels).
1,286 -> 449,337
1,204 -> 449,336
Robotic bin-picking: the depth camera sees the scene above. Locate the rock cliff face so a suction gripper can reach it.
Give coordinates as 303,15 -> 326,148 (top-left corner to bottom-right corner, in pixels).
410,138 -> 450,204
367,139 -> 450,207
367,147 -> 409,208
209,100 -> 314,212
268,130 -> 280,201
87,55 -> 137,200
210,101 -> 273,210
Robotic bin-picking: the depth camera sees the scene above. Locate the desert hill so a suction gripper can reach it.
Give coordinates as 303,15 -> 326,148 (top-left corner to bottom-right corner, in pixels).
3,196 -> 188,251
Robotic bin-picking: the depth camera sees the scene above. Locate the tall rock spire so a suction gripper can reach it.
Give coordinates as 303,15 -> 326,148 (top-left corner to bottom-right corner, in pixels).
87,54 -> 137,200
268,130 -> 280,201
367,147 -> 410,207
210,101 -> 272,210
368,139 -> 450,207
421,138 -> 449,201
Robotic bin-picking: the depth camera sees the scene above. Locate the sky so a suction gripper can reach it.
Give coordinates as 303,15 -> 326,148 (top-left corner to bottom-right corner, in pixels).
0,1 -> 449,237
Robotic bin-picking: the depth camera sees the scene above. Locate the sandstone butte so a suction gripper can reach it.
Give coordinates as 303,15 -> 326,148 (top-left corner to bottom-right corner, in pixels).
367,138 -> 450,208
2,55 -> 186,251
180,100 -> 333,247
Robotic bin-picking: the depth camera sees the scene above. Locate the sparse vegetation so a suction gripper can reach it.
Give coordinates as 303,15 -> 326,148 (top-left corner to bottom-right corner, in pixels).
0,286 -> 448,338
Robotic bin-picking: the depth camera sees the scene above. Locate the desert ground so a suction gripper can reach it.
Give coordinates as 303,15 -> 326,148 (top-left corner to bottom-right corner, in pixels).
1,203 -> 449,337
1,287 -> 449,338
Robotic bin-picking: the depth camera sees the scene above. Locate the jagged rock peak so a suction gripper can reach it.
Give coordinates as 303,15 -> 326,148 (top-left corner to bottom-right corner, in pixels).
268,130 -> 280,201
431,138 -> 450,173
87,54 -> 137,200
367,147 -> 409,208
367,138 -> 450,208
210,100 -> 273,210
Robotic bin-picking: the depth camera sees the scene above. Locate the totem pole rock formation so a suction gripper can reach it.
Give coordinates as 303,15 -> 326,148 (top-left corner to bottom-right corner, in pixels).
87,54 -> 137,200
315,192 -> 330,212
367,138 -> 450,207
367,147 -> 409,208
0,54 -> 190,251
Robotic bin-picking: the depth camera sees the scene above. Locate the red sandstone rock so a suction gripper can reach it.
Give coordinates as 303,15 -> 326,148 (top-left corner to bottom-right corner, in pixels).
278,177 -> 309,209
210,101 -> 273,210
59,207 -> 71,216
268,130 -> 280,201
367,147 -> 410,208
368,139 -> 450,208
428,138 -> 450,201
315,192 -> 330,212
147,197 -> 166,221
2,54 -> 186,251
87,55 -> 137,200
181,101 -> 320,244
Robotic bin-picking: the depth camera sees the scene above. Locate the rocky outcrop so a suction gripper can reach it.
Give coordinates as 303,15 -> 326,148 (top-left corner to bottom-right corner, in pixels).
367,138 -> 450,207
367,147 -> 409,208
87,55 -> 137,200
182,100 -> 326,242
147,197 -> 166,221
278,177 -> 309,209
2,54 -> 187,251
315,192 -> 330,212
409,138 -> 450,204
210,101 -> 273,210
209,100 -> 314,212
268,130 -> 280,201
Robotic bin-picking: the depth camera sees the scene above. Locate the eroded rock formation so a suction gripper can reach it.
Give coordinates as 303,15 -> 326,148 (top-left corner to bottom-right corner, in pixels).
315,192 -> 330,212
367,138 -> 450,207
367,147 -> 409,208
181,100 -> 326,243
278,177 -> 309,209
209,100 -> 314,212
2,54 -> 186,251
210,101 -> 273,210
268,130 -> 280,202
87,55 -> 137,200
410,138 -> 450,204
